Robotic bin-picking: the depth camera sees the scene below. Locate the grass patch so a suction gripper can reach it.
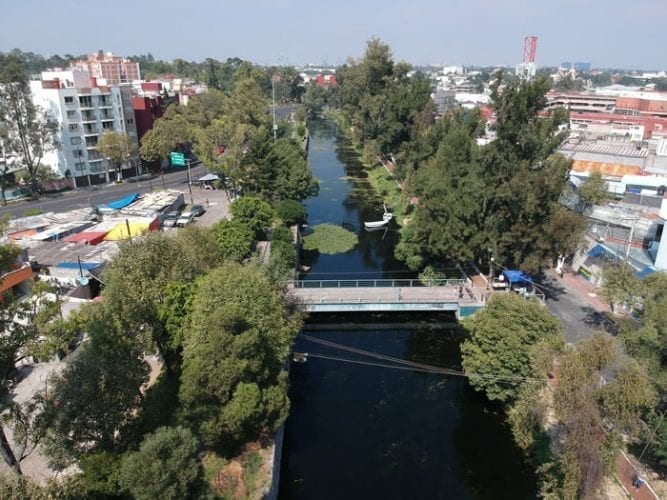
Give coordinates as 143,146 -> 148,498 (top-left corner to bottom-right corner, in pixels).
303,224 -> 358,254
242,451 -> 263,497
203,452 -> 227,483
23,208 -> 43,217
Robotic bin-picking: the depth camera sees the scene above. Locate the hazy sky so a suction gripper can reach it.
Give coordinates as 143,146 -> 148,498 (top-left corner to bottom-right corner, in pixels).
2,0 -> 665,69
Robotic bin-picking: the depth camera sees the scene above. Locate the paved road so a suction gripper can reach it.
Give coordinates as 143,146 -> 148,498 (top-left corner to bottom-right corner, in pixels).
536,270 -> 613,344
0,164 -> 206,219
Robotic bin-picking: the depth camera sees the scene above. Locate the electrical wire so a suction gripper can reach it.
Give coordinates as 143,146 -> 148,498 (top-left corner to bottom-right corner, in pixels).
299,334 -> 543,384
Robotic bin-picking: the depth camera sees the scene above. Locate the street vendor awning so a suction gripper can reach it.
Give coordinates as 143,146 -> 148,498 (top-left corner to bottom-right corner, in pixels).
97,193 -> 139,212
502,269 -> 533,284
197,173 -> 220,182
104,221 -> 150,241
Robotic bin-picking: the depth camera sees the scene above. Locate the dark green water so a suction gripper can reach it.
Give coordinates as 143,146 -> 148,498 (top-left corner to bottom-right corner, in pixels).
279,120 -> 537,499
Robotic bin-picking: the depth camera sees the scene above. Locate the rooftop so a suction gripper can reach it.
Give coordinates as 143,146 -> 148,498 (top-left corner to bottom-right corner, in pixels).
561,142 -> 649,158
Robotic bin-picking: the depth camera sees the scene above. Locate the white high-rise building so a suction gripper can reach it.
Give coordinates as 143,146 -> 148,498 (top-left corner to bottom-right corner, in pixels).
29,69 -> 139,187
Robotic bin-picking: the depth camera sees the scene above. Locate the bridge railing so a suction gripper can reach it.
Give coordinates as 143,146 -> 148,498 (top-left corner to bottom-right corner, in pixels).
289,278 -> 466,289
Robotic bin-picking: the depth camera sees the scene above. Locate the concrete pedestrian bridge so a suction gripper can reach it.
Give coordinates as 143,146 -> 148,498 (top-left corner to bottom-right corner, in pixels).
287,279 -> 486,318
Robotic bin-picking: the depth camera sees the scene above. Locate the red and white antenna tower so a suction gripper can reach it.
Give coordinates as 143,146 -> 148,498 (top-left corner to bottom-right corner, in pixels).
522,36 -> 538,64
516,35 -> 538,82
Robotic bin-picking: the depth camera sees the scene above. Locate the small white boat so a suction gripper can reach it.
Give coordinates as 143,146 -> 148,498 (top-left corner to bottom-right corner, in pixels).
364,219 -> 389,229
364,206 -> 393,229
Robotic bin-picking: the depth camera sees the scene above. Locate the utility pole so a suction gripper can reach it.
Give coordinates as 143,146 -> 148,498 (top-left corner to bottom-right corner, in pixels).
272,74 -> 277,141
186,159 -> 194,205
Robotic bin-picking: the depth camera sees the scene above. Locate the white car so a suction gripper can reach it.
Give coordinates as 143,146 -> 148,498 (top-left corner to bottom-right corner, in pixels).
162,210 -> 180,228
176,211 -> 194,227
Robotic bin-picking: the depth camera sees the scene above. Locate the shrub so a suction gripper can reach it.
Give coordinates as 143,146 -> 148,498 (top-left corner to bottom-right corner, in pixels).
274,199 -> 306,226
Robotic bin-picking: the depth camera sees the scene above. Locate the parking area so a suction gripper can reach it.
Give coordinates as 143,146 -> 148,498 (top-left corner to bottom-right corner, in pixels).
182,188 -> 230,228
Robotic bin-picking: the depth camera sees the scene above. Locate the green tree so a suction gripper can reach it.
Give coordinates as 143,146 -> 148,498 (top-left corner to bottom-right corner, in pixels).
210,219 -> 254,262
0,53 -> 58,195
396,111 -> 485,268
230,196 -> 276,239
336,38 -> 433,154
577,170 -> 607,206
480,74 -> 570,272
263,138 -> 319,201
546,205 -> 588,257
119,426 -> 202,500
461,293 -> 564,403
0,279 -> 68,475
101,231 -> 221,372
553,334 -> 655,499
179,264 -> 301,448
600,261 -> 639,313
96,131 -> 136,182
139,111 -> 193,166
275,199 -> 307,226
38,320 -> 149,466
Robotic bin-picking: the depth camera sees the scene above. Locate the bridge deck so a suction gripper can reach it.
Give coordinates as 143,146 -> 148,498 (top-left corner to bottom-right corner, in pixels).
288,282 -> 487,316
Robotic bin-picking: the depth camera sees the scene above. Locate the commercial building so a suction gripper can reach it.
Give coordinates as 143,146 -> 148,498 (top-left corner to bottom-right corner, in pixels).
546,89 -> 667,140
29,69 -> 140,187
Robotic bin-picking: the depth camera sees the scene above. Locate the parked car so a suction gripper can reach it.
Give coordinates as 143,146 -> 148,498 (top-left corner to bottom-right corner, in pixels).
176,211 -> 194,227
191,204 -> 206,217
163,210 -> 180,228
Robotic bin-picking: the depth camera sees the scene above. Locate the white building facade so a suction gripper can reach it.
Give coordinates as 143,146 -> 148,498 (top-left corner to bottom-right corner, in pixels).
29,70 -> 139,187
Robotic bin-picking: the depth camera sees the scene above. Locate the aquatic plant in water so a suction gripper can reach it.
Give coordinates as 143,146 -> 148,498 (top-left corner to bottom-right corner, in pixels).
302,224 -> 358,254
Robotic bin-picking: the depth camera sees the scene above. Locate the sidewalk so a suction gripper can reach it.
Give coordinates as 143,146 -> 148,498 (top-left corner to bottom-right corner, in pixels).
558,268 -> 610,314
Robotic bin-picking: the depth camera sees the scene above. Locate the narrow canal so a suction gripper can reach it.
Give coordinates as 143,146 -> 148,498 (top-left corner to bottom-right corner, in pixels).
279,120 -> 537,499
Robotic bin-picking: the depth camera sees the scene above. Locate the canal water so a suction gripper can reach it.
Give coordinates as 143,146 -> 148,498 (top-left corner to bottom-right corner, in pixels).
279,120 -> 537,499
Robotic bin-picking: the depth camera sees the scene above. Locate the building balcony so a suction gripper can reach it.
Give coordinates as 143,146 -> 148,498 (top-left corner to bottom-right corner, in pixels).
83,129 -> 98,137
89,163 -> 106,173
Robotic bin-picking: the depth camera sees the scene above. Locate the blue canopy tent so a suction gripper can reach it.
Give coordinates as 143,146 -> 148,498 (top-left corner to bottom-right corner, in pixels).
502,269 -> 533,285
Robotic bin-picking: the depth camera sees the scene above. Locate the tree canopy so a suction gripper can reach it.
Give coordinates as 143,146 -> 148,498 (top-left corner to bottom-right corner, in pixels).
179,263 -> 301,448
396,73 -> 575,272
96,131 -> 136,181
461,293 -> 564,403
0,53 -> 57,194
119,426 -> 201,500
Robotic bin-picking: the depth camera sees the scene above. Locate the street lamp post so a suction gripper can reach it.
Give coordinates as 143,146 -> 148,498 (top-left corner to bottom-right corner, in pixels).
488,248 -> 494,281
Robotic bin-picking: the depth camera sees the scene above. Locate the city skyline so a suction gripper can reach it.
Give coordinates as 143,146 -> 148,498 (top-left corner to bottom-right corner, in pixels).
2,0 -> 666,70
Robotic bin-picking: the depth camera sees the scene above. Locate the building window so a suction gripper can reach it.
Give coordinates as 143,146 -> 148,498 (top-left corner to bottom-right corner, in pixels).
85,136 -> 98,147
70,137 -> 81,145
126,118 -> 134,125
102,122 -> 114,131
66,110 -> 77,119
64,96 -> 74,104
74,162 -> 86,172
73,149 -> 84,158
69,124 -> 79,132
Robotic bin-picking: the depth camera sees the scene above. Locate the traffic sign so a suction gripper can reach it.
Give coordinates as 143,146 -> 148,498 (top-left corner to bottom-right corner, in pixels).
170,152 -> 186,167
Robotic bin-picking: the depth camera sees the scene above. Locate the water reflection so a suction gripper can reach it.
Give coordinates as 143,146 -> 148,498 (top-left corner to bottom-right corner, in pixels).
280,328 -> 537,499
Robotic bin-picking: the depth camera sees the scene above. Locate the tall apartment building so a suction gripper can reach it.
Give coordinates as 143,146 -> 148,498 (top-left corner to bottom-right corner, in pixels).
73,51 -> 141,85
30,69 -> 139,187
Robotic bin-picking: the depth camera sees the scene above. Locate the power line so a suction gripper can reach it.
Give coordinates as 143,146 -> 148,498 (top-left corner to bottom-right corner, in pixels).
299,334 -> 543,384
